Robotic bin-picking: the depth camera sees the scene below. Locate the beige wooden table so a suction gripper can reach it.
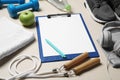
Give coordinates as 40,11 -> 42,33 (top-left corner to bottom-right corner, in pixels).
0,0 -> 120,80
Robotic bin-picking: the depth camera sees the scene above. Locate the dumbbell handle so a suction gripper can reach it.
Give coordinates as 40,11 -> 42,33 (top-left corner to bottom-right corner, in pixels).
0,0 -> 24,4
15,2 -> 33,12
64,52 -> 89,70
1,0 -> 19,3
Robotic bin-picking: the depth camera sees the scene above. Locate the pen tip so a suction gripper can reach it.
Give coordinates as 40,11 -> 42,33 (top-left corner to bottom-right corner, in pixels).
45,39 -> 48,42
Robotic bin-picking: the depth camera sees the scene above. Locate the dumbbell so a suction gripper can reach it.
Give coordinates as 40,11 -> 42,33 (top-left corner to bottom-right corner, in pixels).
7,0 -> 39,18
0,0 -> 25,8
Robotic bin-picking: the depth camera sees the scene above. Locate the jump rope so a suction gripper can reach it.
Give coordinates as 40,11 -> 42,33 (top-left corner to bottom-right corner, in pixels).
0,52 -> 100,80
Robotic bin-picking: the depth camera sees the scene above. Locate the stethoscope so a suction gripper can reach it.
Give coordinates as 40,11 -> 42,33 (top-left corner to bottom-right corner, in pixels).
0,52 -> 100,80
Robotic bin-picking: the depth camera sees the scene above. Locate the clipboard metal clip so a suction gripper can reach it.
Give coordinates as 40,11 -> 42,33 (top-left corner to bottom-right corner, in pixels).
47,13 -> 71,18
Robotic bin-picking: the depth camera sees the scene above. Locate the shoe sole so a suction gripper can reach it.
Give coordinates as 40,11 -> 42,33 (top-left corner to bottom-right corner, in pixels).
84,0 -> 108,23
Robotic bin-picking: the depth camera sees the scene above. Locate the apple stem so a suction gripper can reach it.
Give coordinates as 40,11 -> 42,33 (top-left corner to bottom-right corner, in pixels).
25,13 -> 28,15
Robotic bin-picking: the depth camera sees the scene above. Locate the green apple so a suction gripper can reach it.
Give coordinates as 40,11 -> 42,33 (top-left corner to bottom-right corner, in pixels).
19,10 -> 35,27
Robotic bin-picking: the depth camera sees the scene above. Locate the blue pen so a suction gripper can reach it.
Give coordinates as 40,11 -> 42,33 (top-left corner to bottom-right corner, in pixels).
45,39 -> 66,58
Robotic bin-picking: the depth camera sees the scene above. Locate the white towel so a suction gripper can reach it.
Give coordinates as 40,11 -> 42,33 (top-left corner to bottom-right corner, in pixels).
0,17 -> 35,60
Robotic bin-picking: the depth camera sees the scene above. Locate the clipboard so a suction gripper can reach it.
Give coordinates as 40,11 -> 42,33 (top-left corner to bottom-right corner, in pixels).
36,13 -> 99,63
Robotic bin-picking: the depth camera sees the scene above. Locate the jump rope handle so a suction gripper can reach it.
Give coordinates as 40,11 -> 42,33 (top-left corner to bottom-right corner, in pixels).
63,52 -> 89,70
73,58 -> 100,75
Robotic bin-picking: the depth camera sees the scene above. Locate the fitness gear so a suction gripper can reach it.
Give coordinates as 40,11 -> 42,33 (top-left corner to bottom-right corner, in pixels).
0,52 -> 100,79
107,0 -> 120,18
100,21 -> 120,52
0,0 -> 25,8
0,17 -> 35,60
7,0 -> 39,18
84,0 -> 116,23
99,21 -> 120,68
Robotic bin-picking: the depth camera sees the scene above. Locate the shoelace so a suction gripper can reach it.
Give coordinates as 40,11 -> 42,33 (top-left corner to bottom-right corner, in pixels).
113,48 -> 120,57
93,0 -> 106,9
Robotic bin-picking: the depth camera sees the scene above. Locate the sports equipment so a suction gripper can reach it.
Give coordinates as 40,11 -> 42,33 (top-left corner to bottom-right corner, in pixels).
7,0 -> 39,18
100,21 -> 120,56
0,0 -> 25,8
84,0 -> 116,23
